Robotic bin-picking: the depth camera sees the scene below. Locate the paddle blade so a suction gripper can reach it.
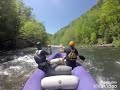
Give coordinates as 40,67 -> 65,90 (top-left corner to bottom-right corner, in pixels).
79,55 -> 85,61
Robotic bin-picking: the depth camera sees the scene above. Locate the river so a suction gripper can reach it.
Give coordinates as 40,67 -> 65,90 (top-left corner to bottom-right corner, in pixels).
0,47 -> 120,90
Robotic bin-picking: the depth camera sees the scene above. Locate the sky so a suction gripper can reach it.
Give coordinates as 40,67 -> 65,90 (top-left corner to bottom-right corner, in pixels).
24,0 -> 96,34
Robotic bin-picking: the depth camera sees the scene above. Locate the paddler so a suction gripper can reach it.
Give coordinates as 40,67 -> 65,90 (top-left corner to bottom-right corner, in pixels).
34,42 -> 51,72
59,44 -> 65,53
62,41 -> 85,69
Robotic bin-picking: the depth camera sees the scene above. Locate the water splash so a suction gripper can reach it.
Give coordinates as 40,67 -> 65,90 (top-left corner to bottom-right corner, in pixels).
0,53 -> 37,90
115,61 -> 120,65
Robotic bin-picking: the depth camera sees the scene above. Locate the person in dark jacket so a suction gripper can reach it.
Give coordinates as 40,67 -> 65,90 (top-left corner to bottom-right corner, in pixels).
34,42 -> 51,72
63,41 -> 85,69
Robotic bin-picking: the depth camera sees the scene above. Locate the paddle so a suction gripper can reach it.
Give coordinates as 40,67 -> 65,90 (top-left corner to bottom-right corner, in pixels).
79,55 -> 85,61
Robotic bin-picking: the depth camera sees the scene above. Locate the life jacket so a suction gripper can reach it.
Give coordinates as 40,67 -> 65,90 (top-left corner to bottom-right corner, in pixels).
34,50 -> 46,64
67,49 -> 77,61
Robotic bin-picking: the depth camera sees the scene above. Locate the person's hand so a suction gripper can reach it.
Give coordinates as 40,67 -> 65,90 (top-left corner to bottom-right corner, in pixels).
46,61 -> 51,66
48,45 -> 51,48
79,55 -> 85,61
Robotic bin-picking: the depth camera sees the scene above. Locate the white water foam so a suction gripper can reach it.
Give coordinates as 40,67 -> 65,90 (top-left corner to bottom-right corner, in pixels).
0,54 -> 37,76
12,55 -> 34,63
81,59 -> 101,72
96,76 -> 117,90
9,66 -> 22,70
0,70 -> 9,75
115,61 -> 120,65
0,66 -> 22,76
81,59 -> 117,90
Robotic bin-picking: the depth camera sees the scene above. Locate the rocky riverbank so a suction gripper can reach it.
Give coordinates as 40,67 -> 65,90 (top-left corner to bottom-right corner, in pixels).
94,44 -> 113,47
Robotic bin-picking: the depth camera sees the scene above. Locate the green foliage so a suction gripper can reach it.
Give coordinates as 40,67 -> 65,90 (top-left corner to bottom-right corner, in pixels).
112,37 -> 120,47
0,0 -> 49,50
20,20 -> 47,45
46,33 -> 53,44
0,0 -> 20,41
90,32 -> 97,44
97,38 -> 104,45
84,37 -> 90,44
112,40 -> 120,48
51,0 -> 120,47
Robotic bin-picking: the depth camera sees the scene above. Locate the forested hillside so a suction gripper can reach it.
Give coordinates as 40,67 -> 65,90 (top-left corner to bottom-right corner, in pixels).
0,0 -> 49,50
51,0 -> 120,47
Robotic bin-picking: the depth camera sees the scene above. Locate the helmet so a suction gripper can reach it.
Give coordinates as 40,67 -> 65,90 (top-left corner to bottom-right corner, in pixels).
37,42 -> 41,45
36,42 -> 42,50
69,41 -> 75,47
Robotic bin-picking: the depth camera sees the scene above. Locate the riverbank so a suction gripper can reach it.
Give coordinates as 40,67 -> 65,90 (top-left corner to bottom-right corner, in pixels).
76,43 -> 114,49
94,44 -> 113,47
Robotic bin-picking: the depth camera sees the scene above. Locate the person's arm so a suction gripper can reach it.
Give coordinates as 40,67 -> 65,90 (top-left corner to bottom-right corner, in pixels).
60,49 -> 65,65
41,51 -> 51,64
60,56 -> 65,65
41,51 -> 49,55
49,47 -> 52,54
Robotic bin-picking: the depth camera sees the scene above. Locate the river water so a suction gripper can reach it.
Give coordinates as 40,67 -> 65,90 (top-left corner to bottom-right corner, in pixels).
0,47 -> 120,90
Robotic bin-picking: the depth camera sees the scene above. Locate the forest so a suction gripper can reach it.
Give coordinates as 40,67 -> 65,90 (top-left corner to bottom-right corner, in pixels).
51,0 -> 120,47
0,0 -> 120,51
0,0 -> 49,50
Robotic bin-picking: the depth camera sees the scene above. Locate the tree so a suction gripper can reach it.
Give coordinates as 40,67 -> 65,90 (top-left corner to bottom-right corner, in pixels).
0,0 -> 20,42
51,0 -> 120,47
20,20 -> 48,45
90,32 -> 97,44
0,0 -> 49,50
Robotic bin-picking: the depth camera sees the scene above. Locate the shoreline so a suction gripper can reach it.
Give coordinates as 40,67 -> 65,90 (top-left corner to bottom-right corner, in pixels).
93,44 -> 113,47
76,44 -> 114,49
50,44 -> 114,48
0,44 -> 115,52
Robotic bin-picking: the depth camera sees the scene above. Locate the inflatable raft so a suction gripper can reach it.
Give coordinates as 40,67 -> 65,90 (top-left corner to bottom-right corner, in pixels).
23,52 -> 100,90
